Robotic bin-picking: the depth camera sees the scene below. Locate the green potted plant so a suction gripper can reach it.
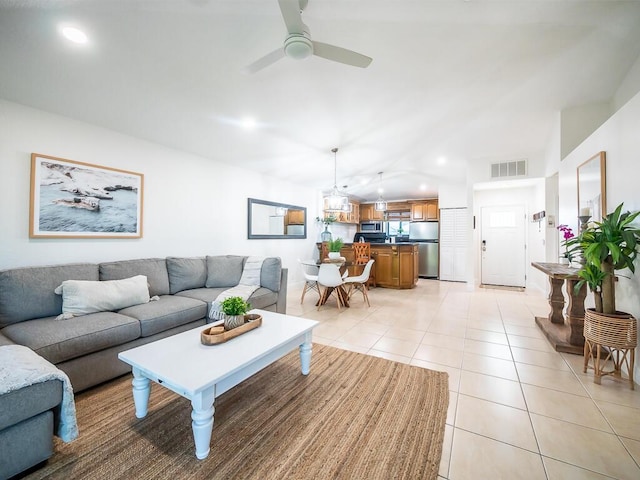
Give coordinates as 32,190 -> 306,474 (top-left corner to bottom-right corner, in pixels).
569,203 -> 640,316
220,296 -> 251,330
327,237 -> 344,259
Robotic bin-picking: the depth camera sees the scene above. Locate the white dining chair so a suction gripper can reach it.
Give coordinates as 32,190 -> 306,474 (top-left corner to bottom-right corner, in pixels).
343,259 -> 375,307
317,263 -> 346,311
298,259 -> 320,304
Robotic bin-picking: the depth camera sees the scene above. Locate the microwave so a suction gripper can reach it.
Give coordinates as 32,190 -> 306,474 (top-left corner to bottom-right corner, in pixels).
360,221 -> 383,232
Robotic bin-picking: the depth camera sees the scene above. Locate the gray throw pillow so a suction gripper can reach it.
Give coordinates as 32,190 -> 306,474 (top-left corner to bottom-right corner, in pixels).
167,257 -> 207,294
205,255 -> 246,288
260,257 -> 282,292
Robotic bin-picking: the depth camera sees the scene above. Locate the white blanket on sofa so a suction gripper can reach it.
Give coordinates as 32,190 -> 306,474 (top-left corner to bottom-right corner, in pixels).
208,256 -> 265,321
0,345 -> 79,442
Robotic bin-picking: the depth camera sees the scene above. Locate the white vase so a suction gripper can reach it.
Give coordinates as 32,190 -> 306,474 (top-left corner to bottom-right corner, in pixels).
559,257 -> 570,265
328,252 -> 341,259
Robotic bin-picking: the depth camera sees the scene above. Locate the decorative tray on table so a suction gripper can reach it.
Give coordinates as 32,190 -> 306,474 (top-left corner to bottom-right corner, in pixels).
200,314 -> 262,345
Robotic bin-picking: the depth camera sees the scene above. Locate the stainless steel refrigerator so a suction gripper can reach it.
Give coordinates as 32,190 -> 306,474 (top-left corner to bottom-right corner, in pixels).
409,222 -> 439,278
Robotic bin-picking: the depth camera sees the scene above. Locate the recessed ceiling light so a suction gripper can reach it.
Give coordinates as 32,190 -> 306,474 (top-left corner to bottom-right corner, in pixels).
61,26 -> 88,44
241,117 -> 257,129
437,157 -> 447,165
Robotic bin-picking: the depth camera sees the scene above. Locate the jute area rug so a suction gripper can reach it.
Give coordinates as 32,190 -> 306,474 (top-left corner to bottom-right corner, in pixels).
25,345 -> 449,480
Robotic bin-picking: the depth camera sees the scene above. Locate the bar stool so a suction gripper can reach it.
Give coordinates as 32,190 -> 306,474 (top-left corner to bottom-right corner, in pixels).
583,309 -> 637,390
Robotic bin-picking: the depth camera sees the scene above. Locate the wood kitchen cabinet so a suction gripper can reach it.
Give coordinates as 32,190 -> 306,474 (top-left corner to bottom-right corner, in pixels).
370,244 -> 417,289
360,203 -> 384,221
336,203 -> 359,224
410,200 -> 439,221
286,209 -> 305,225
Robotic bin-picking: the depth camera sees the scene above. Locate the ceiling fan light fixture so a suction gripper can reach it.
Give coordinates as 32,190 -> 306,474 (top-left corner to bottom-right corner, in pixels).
284,34 -> 313,60
374,172 -> 387,211
323,147 -> 350,213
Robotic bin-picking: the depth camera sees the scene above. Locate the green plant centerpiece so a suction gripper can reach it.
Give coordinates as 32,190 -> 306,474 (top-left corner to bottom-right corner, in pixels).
327,237 -> 344,259
220,296 -> 251,330
568,203 -> 640,315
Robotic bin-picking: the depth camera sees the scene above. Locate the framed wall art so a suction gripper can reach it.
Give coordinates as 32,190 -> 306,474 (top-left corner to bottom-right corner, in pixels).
29,153 -> 144,238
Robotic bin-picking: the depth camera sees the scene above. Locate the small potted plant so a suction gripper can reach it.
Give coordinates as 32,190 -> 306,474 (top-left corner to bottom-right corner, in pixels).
220,296 -> 251,330
327,237 -> 344,259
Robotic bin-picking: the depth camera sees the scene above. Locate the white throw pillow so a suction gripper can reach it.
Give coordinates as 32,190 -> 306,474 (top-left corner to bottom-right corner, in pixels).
54,275 -> 150,319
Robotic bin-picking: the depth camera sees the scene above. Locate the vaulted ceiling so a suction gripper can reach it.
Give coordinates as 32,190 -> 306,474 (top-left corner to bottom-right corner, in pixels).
2,0 -> 639,201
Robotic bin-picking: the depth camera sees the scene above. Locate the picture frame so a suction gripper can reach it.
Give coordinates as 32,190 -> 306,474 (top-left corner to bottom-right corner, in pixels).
577,151 -> 606,223
29,153 -> 144,238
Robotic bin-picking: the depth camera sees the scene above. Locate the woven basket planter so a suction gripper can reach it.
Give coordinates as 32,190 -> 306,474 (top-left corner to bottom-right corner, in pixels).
583,308 -> 637,390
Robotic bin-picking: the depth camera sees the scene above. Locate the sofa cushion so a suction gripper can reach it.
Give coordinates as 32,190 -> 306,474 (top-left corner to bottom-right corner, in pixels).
1,313 -> 140,364
205,255 -> 246,288
54,275 -> 150,319
117,295 -> 207,337
99,258 -> 170,297
260,257 -> 282,292
166,257 -> 207,294
0,263 -> 98,328
176,287 -> 277,311
0,379 -> 62,431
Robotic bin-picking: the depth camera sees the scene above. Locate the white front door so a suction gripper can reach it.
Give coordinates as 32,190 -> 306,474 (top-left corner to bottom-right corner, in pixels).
480,205 -> 526,287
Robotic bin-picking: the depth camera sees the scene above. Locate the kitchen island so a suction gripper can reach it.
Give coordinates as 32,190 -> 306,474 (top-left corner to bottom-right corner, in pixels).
316,242 -> 418,289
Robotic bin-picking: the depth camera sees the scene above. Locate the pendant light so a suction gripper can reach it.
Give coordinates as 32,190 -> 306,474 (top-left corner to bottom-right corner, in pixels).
374,171 -> 387,211
323,147 -> 350,213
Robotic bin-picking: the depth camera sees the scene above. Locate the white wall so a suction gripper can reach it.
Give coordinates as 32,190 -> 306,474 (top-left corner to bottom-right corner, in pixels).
556,90 -> 640,381
0,100 -> 319,285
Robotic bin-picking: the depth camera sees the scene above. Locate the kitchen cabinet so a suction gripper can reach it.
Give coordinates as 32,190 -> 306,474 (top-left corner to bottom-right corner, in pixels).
370,244 -> 418,289
360,203 -> 384,221
336,203 -> 359,224
410,200 -> 439,221
286,209 -> 305,225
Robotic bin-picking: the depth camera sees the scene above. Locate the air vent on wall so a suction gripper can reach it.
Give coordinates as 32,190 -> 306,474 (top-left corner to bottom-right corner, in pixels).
490,159 -> 527,179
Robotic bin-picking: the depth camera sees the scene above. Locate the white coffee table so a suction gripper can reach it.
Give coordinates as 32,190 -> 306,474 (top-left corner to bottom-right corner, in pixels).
118,310 -> 318,460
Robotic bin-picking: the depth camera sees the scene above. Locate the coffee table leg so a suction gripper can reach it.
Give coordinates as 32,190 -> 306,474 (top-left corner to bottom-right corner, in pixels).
131,367 -> 151,418
191,386 -> 215,460
299,332 -> 312,375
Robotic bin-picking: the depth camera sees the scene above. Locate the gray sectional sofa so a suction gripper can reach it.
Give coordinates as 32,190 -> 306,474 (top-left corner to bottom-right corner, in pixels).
0,254 -> 286,478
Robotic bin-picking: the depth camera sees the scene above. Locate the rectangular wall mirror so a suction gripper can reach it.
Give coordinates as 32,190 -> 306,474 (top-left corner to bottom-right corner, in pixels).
248,198 -> 307,239
577,151 -> 606,222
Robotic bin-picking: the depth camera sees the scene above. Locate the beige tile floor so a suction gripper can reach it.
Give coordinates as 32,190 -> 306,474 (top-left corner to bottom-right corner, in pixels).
286,279 -> 640,480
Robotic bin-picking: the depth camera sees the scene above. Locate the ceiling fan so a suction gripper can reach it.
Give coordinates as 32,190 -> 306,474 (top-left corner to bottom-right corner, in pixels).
243,0 -> 372,74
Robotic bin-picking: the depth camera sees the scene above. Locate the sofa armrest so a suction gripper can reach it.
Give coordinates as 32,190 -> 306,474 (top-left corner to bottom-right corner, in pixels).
276,268 -> 288,314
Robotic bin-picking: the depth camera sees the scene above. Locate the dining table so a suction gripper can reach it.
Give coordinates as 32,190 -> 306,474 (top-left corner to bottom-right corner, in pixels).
315,258 -> 352,308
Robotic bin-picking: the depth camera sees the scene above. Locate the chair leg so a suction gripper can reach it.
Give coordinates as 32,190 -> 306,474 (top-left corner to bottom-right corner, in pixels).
361,284 -> 370,307
301,283 -> 308,304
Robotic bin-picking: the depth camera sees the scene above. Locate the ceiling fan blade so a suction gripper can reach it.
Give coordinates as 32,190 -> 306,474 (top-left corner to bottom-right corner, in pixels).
242,48 -> 285,74
278,0 -> 306,34
312,41 -> 372,68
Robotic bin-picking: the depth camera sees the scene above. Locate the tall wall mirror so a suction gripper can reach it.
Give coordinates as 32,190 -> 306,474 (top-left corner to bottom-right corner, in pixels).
577,151 -> 606,222
248,198 -> 307,239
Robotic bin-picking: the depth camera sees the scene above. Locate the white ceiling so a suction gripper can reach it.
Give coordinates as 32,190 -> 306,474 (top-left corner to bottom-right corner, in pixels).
2,0 -> 640,202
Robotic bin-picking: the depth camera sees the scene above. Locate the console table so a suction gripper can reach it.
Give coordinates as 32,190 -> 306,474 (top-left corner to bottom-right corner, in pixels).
531,262 -> 587,354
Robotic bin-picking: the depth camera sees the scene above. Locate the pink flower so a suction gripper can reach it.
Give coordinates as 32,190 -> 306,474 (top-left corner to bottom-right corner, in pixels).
557,224 -> 574,240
